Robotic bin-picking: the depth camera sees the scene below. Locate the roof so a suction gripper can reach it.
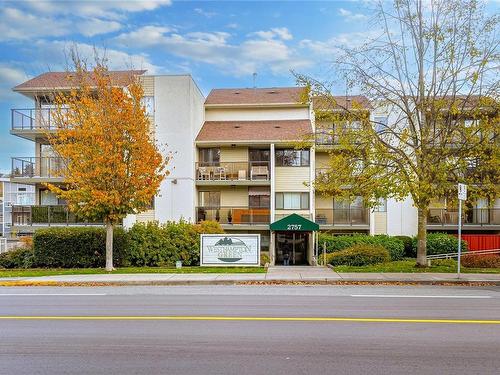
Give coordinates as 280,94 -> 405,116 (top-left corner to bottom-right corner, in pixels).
205,87 -> 307,106
270,213 -> 319,231
13,70 -> 147,92
313,95 -> 372,111
196,119 -> 313,143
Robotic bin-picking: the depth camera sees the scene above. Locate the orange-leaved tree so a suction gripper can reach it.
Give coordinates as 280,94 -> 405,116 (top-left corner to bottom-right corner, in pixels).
46,58 -> 169,271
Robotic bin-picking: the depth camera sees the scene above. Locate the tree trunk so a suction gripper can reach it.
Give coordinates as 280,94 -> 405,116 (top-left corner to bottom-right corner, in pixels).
105,220 -> 114,272
416,207 -> 428,267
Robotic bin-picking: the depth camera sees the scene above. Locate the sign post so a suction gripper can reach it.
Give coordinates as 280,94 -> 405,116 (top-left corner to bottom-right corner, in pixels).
457,183 -> 467,278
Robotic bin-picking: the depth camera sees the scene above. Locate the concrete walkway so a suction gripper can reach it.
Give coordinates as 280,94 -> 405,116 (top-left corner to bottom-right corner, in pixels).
1,266 -> 500,285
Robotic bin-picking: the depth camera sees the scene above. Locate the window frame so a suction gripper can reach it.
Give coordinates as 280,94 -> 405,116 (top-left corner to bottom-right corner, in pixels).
275,149 -> 310,167
275,192 -> 310,210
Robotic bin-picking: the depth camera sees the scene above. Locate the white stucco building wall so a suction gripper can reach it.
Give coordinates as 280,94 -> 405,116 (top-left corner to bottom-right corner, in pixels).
154,75 -> 205,223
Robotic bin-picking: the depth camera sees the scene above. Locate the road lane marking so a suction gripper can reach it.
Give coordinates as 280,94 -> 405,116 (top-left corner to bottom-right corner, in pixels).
0,316 -> 499,324
0,293 -> 106,296
350,295 -> 492,299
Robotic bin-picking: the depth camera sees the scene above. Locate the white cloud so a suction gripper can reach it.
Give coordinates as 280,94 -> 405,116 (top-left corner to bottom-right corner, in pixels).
0,63 -> 28,101
226,23 -> 239,29
34,40 -> 162,74
114,26 -> 309,76
0,7 -> 70,41
338,8 -> 368,22
250,27 -> 293,41
24,0 -> 172,20
77,18 -> 123,37
194,8 -> 217,18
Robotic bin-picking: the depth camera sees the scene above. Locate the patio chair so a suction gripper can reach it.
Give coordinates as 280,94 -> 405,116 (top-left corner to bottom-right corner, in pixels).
214,166 -> 227,180
198,167 -> 210,180
250,165 -> 269,180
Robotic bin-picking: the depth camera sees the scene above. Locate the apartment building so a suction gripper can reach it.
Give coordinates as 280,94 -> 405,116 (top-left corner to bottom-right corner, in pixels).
0,177 -> 35,238
6,71 -> 499,264
9,71 -> 204,235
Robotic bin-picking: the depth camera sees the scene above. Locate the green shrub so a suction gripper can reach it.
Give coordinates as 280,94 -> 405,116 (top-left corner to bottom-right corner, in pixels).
260,252 -> 270,266
125,220 -> 224,267
461,254 -> 500,268
33,227 -> 127,268
410,233 -> 468,257
394,235 -> 413,257
318,252 -> 337,266
0,247 -> 35,269
329,244 -> 390,266
318,233 -> 404,261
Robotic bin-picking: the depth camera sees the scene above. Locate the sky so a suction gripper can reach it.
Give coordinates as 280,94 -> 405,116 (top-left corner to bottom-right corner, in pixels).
0,0 -> 496,173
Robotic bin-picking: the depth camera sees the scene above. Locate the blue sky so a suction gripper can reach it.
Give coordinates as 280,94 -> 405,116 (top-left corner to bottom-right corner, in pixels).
0,0 -> 427,172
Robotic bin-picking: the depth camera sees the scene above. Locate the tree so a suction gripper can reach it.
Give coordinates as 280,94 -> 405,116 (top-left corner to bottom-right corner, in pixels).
296,0 -> 499,266
46,55 -> 169,271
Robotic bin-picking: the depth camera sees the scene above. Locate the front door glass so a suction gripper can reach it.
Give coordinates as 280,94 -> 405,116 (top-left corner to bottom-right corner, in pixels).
276,232 -> 308,265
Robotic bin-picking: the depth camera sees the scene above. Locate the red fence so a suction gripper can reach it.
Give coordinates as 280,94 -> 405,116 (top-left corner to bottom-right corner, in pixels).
457,234 -> 500,251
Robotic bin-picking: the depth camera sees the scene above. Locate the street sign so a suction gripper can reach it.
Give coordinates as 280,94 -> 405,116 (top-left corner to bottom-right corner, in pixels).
458,183 -> 467,201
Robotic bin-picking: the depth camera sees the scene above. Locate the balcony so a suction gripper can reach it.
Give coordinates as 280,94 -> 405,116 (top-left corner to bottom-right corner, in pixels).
315,208 -> 370,227
11,157 -> 65,182
195,161 -> 270,185
428,208 -> 500,228
11,205 -> 104,227
11,108 -> 67,140
196,207 -> 270,226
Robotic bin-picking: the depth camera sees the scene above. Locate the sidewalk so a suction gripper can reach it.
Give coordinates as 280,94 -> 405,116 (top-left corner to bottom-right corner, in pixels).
1,266 -> 500,285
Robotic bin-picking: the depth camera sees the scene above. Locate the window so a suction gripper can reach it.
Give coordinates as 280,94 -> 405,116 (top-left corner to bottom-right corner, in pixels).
249,149 -> 270,162
141,96 -> 154,116
374,116 -> 388,133
374,198 -> 387,212
275,149 -> 310,167
199,148 -> 220,166
275,192 -> 309,209
198,191 -> 220,207
249,187 -> 270,208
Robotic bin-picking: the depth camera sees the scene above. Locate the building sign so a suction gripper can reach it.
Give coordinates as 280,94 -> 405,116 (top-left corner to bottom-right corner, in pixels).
200,234 -> 260,266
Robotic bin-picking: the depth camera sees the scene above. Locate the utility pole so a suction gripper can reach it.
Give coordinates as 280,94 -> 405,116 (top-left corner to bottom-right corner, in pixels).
252,72 -> 257,88
457,183 -> 467,278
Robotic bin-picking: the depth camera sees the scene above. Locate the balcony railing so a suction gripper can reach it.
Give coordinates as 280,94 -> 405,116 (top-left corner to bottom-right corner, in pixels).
428,208 -> 500,226
11,108 -> 68,131
11,205 -> 104,226
196,161 -> 270,182
315,208 -> 370,226
196,207 -> 270,224
12,157 -> 65,178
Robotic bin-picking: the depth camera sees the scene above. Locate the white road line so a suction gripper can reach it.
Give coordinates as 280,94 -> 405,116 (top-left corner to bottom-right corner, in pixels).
0,293 -> 107,296
351,294 -> 491,299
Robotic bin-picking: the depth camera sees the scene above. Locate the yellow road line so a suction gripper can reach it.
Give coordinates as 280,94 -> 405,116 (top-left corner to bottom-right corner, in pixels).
0,316 -> 499,324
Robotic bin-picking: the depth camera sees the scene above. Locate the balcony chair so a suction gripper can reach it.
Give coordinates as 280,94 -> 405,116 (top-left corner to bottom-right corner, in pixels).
250,166 -> 269,180
214,166 -> 227,180
198,167 -> 210,180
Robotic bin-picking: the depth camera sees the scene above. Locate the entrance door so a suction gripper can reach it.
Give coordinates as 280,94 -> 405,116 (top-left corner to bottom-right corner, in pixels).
276,232 -> 308,265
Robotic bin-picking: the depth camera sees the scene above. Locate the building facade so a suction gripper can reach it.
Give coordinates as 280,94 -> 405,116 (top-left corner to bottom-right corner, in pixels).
5,71 -> 499,264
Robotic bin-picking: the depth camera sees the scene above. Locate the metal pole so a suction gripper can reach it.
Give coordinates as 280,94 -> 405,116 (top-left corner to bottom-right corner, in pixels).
323,242 -> 326,266
457,199 -> 462,278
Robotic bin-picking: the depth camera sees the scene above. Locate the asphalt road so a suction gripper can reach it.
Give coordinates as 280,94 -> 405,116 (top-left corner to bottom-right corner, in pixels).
1,285 -> 500,375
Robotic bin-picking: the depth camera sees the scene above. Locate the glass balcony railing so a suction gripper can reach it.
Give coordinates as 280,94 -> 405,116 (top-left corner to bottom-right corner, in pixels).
11,108 -> 68,131
196,207 -> 270,225
427,208 -> 500,226
11,205 -> 104,226
315,208 -> 370,226
11,157 -> 65,178
196,161 -> 270,182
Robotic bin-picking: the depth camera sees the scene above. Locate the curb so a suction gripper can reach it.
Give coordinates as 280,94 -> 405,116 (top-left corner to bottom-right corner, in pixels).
1,280 -> 499,287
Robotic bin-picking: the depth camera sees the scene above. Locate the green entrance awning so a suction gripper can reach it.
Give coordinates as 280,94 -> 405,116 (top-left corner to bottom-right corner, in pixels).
270,213 -> 319,232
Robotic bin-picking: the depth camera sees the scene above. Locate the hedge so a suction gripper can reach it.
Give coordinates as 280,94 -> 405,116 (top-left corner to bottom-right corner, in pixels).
125,220 -> 224,267
461,254 -> 500,268
329,244 -> 390,267
318,233 -> 405,261
0,247 -> 35,269
33,227 -> 128,268
410,233 -> 468,257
